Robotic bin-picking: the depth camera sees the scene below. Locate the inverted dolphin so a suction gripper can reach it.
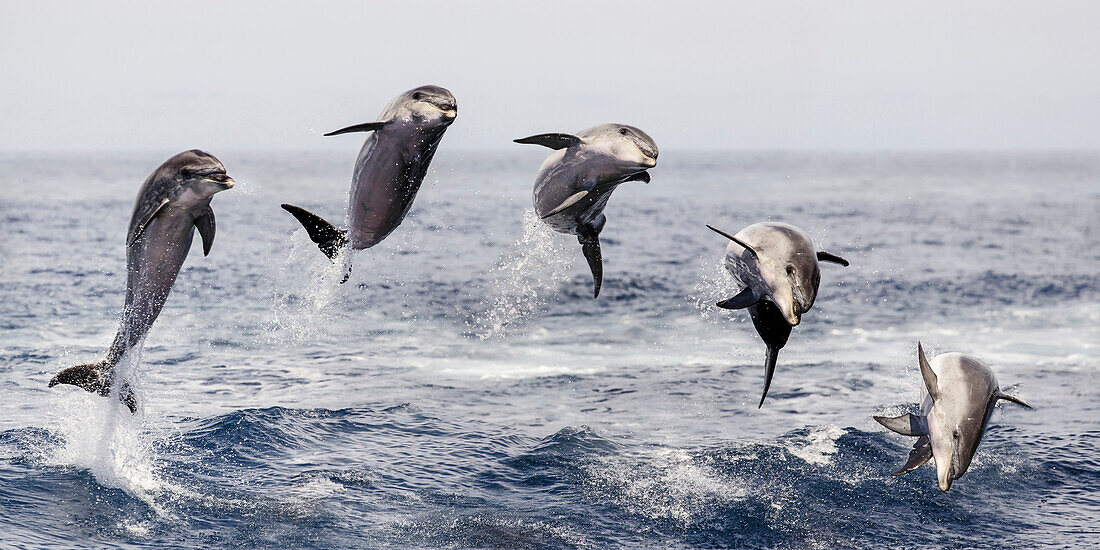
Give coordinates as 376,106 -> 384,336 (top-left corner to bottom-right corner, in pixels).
515,124 -> 658,298
707,222 -> 848,407
281,85 -> 457,282
49,150 -> 235,412
875,343 -> 1031,491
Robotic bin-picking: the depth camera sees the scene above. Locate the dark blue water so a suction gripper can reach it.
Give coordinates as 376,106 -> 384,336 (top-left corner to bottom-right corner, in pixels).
1,151 -> 1097,548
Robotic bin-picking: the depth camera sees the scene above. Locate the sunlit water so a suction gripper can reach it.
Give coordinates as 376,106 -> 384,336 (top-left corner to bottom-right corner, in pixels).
1,151 -> 1097,548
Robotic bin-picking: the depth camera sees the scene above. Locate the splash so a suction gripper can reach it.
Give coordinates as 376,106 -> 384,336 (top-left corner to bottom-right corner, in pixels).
692,255 -> 741,324
43,349 -> 168,513
266,228 -> 350,345
468,209 -> 573,339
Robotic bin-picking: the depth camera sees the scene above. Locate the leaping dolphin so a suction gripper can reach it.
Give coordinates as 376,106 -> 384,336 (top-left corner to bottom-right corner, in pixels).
707,222 -> 849,407
515,124 -> 658,298
281,85 -> 457,282
49,150 -> 235,412
875,343 -> 1031,491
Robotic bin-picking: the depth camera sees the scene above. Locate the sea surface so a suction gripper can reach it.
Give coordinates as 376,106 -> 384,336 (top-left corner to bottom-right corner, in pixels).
0,150 -> 1097,549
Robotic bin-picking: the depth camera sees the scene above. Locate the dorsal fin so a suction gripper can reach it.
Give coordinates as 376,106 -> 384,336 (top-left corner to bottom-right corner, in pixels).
817,251 -> 849,266
513,133 -> 582,150
705,225 -> 758,259
918,342 -> 940,401
997,392 -> 1032,409
324,121 -> 387,136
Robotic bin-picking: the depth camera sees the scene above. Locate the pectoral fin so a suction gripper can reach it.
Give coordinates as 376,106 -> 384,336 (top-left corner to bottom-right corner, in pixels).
543,191 -> 589,219
514,133 -> 582,150
873,413 -> 928,436
195,206 -> 216,256
817,251 -> 849,266
716,287 -> 759,310
324,121 -> 387,136
128,198 -> 170,247
893,435 -> 933,476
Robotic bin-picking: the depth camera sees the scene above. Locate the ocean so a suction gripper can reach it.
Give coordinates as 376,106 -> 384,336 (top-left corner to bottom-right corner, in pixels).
0,150 -> 1097,548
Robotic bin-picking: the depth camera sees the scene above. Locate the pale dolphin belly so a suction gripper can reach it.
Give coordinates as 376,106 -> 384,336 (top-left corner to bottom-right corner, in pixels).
346,130 -> 442,249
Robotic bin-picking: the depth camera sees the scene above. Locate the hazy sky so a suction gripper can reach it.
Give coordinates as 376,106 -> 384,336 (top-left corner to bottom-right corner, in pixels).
1,1 -> 1097,151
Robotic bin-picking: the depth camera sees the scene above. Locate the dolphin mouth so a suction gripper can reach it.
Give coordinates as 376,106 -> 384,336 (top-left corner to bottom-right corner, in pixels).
206,176 -> 235,189
426,103 -> 457,120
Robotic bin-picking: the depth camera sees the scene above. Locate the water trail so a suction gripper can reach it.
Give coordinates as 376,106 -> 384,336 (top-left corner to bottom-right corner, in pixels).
692,255 -> 741,324
468,209 -> 573,339
44,348 -> 168,514
267,228 -> 350,345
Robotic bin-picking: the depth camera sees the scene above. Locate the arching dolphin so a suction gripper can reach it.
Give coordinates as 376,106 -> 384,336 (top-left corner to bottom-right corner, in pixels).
875,343 -> 1031,491
281,85 -> 457,282
707,222 -> 848,407
515,124 -> 658,298
49,150 -> 235,412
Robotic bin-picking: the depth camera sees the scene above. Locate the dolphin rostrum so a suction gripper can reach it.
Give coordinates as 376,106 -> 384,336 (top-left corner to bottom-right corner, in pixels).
707,222 -> 848,407
49,150 -> 235,412
515,124 -> 658,298
281,85 -> 457,282
875,343 -> 1032,491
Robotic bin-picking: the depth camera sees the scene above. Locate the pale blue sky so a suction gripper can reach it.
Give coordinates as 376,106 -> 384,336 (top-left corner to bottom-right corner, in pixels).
1,1 -> 1097,151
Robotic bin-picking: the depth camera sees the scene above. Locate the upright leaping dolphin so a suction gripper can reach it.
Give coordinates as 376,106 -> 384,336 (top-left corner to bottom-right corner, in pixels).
515,124 -> 658,298
281,85 -> 457,282
707,222 -> 848,407
49,150 -> 235,412
875,343 -> 1031,491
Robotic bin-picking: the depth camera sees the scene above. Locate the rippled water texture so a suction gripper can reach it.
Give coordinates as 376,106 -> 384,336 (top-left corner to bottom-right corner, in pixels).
1,151 -> 1097,548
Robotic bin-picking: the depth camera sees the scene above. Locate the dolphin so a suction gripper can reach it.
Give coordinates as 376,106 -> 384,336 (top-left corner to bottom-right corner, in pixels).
707,222 -> 849,407
49,150 -> 235,412
875,343 -> 1032,491
281,85 -> 457,282
515,124 -> 658,298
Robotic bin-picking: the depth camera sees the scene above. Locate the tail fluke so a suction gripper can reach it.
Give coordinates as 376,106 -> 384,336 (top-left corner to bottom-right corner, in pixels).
281,204 -> 348,261
578,232 -> 603,299
759,346 -> 780,408
49,361 -> 136,413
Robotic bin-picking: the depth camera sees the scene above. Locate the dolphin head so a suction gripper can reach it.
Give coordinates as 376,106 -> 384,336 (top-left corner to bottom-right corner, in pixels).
580,124 -> 659,173
394,85 -> 457,126
163,150 -> 234,201
738,224 -> 820,327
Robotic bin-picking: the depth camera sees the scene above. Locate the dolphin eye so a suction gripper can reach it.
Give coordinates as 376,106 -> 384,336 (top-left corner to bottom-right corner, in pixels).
619,128 -> 628,135
412,92 -> 423,100
786,265 -> 795,276
953,429 -> 960,440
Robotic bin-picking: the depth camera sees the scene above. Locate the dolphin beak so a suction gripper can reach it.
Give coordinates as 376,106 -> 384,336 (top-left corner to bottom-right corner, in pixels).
442,109 -> 457,119
642,156 -> 657,168
785,310 -> 801,327
936,449 -> 955,491
205,176 -> 234,189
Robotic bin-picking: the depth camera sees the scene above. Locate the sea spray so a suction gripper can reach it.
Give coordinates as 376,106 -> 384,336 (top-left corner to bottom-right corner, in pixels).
468,209 -> 573,339
44,350 -> 167,513
267,228 -> 349,346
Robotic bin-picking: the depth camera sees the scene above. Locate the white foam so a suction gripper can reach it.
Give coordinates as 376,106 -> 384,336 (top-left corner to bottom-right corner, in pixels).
786,425 -> 844,466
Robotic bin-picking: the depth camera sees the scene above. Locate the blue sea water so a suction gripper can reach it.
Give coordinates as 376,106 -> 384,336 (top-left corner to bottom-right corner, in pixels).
0,150 -> 1097,549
